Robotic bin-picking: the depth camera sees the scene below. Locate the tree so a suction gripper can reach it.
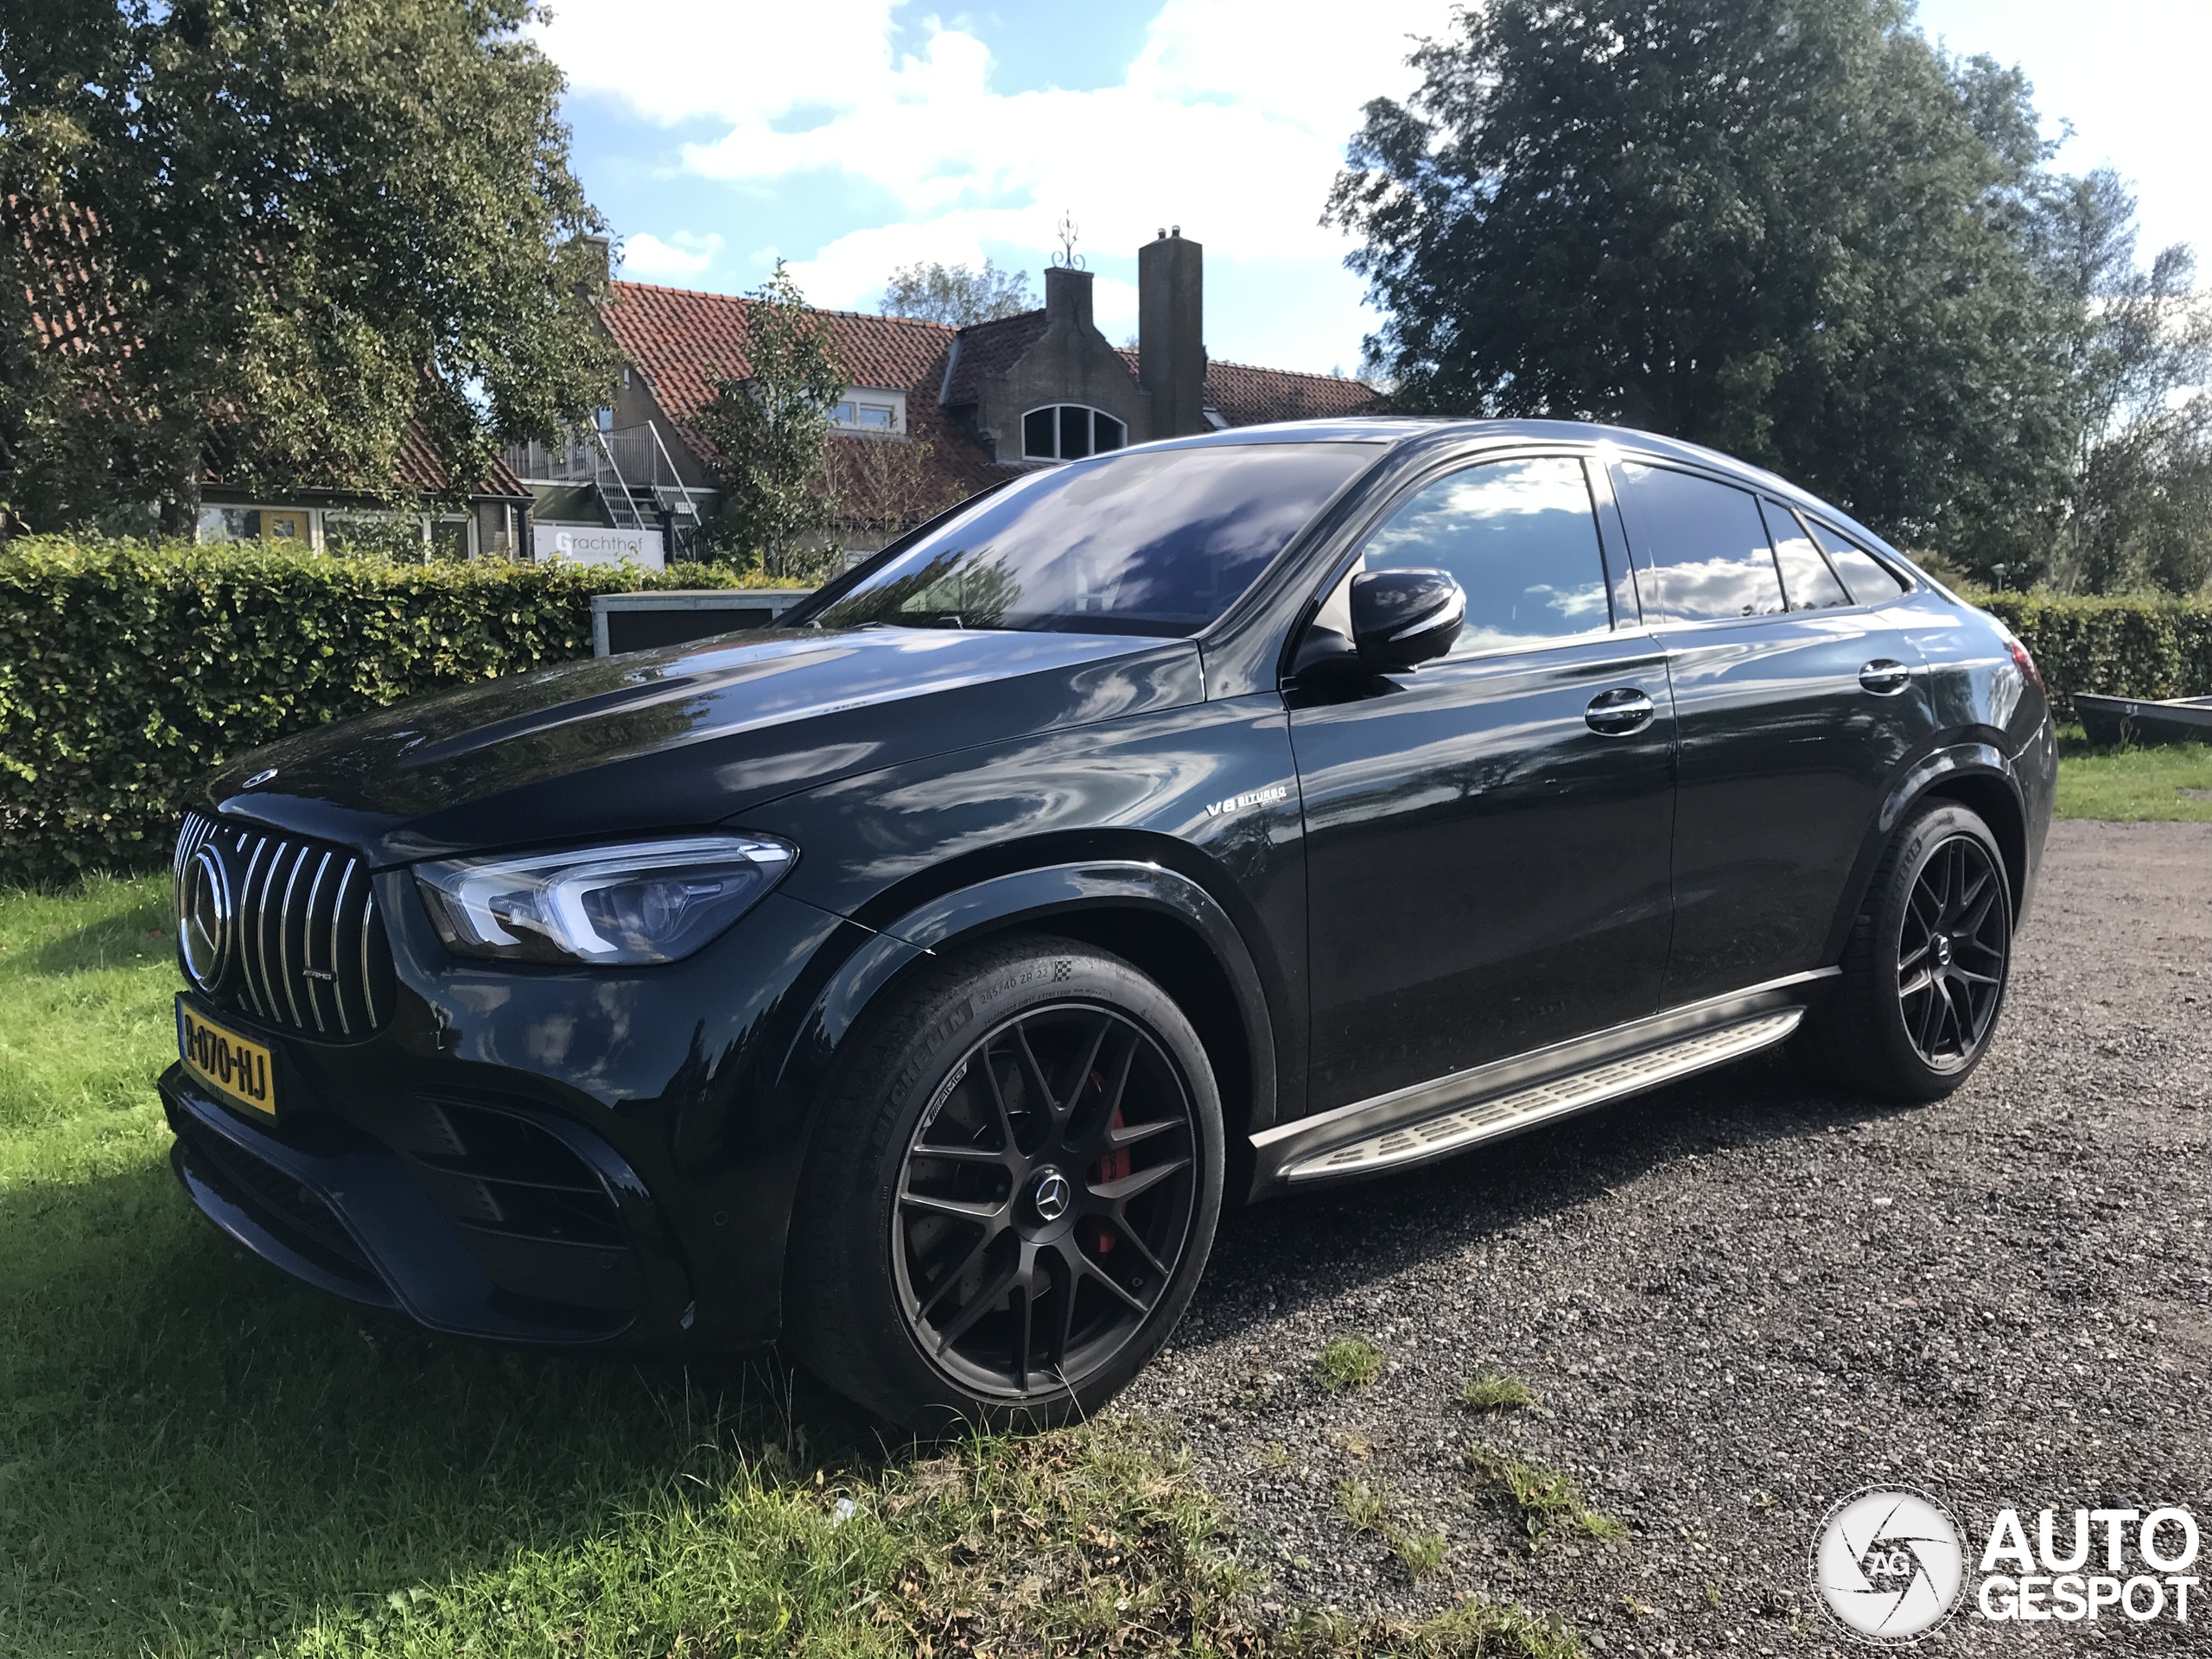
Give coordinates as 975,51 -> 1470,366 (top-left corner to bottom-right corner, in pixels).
0,0 -> 617,535
2031,171 -> 2212,593
1326,0 -> 2073,561
689,263 -> 846,578
879,258 -> 1033,327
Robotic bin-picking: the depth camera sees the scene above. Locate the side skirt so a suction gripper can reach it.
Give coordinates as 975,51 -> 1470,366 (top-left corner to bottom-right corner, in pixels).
1248,969 -> 1836,1193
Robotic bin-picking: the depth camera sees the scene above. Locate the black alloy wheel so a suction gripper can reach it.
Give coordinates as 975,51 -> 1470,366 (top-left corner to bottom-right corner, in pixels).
1808,799 -> 2013,1103
893,1005 -> 1198,1396
785,938 -> 1224,1429
1895,834 -> 2009,1069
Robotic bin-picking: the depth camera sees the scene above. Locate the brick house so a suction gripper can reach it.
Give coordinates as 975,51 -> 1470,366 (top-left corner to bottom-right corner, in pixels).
512,230 -> 1381,563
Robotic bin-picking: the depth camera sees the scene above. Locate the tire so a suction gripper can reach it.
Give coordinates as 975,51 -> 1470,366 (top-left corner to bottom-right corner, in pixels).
783,935 -> 1225,1431
1808,801 -> 2014,1103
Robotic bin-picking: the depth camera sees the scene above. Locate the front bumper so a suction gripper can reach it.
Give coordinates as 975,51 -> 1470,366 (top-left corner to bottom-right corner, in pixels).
161,884 -> 898,1351
162,1064 -> 681,1344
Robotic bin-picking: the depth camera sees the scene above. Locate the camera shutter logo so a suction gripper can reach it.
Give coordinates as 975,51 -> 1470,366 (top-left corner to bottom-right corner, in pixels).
1811,1487 -> 1966,1643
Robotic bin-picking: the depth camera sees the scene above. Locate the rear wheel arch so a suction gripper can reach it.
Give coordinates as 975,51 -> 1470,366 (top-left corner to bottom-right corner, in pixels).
1823,744 -> 2026,963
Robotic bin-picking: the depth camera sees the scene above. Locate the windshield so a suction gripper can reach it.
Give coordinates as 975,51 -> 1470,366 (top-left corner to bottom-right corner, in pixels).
809,442 -> 1381,637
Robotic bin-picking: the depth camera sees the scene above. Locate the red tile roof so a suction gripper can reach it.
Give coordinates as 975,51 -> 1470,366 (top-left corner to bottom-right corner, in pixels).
601,279 -> 1383,537
603,281 -> 958,420
602,281 -> 1001,525
1116,348 -> 1382,425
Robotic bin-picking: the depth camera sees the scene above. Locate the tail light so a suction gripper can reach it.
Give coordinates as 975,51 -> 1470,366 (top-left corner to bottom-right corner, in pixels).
2005,635 -> 2044,692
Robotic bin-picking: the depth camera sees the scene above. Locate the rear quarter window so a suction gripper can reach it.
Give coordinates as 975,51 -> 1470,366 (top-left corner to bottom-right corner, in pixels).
1807,519 -> 1909,603
1614,462 -> 1785,621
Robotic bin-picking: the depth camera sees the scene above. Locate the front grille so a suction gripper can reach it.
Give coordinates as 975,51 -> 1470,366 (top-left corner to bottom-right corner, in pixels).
176,810 -> 397,1036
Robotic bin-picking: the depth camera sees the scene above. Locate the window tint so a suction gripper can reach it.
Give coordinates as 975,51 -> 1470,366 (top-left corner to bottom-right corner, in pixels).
1357,457 -> 1611,654
1761,500 -> 1850,610
811,442 -> 1380,637
1616,463 -> 1785,621
1807,520 -> 1908,602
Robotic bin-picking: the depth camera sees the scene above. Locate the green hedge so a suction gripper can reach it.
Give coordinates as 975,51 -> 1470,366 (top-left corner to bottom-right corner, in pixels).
3,540 -> 2205,890
1974,591 -> 2212,721
0,539 -> 766,887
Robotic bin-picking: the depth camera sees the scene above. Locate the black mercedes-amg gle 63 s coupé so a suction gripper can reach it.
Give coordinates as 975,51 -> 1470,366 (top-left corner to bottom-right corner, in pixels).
163,419 -> 2053,1427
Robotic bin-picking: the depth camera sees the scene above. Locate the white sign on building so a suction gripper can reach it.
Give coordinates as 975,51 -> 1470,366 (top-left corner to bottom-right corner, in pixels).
534,524 -> 665,571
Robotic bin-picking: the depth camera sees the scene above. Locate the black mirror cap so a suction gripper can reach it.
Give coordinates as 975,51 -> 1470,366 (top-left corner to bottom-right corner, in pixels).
1350,569 -> 1465,672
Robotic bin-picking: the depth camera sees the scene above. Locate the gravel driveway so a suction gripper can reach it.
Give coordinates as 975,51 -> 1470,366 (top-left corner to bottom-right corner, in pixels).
1123,818 -> 2212,1653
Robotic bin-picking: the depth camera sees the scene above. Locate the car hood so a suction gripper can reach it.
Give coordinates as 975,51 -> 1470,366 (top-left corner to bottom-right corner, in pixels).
195,626 -> 1205,866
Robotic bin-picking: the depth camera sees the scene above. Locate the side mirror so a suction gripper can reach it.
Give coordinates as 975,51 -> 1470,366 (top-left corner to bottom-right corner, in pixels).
1350,568 -> 1464,672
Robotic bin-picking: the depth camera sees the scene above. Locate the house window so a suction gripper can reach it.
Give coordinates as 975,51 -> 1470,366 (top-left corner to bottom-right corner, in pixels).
1022,404 -> 1126,462
195,505 -> 318,548
830,388 -> 907,435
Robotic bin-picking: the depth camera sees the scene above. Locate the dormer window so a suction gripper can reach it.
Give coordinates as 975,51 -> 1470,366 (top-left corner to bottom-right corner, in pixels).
830,388 -> 907,435
1022,404 -> 1126,462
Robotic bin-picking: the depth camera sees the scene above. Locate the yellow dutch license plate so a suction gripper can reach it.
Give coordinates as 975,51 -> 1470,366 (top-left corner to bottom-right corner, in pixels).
177,1001 -> 277,1116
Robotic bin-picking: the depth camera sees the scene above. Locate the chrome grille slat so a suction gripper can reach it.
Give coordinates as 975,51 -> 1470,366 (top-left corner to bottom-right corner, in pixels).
277,844 -> 308,1028
255,836 -> 284,1018
173,812 -> 392,1039
360,892 -> 381,1027
329,858 -> 358,1036
302,850 -> 333,1034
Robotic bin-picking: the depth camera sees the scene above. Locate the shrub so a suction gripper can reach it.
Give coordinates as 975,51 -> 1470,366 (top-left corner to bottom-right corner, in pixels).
1972,590 -> 2212,721
0,538 -> 766,887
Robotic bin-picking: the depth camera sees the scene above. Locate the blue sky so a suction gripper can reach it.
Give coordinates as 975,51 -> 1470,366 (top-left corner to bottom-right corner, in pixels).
539,1 -> 2212,377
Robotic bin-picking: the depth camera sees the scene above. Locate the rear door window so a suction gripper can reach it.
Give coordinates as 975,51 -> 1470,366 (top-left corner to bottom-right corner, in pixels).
1806,520 -> 1909,603
1762,500 -> 1851,610
1355,455 -> 1613,655
1615,462 -> 1785,621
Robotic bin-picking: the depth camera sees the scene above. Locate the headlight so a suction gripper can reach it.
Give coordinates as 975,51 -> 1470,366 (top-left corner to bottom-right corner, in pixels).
414,835 -> 796,965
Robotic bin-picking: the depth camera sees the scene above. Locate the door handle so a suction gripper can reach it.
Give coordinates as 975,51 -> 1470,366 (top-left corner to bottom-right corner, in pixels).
1585,687 -> 1656,735
1859,659 -> 1912,696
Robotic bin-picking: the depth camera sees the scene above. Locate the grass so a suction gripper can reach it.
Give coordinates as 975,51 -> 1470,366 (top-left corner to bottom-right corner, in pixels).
1462,1449 -> 1628,1547
1314,1335 -> 1385,1391
1458,1371 -> 1541,1413
2055,727 -> 2212,822
0,873 -> 1581,1658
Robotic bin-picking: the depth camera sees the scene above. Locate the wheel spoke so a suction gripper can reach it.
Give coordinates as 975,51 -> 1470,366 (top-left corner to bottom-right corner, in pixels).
1013,1023 -> 1058,1124
1090,1155 -> 1192,1205
899,1189 -> 1006,1224
1898,938 -> 1933,977
915,1225 -> 997,1323
910,1141 -> 1012,1166
977,1043 -> 1021,1152
1062,1015 -> 1112,1129
1898,966 -> 1936,999
1045,1243 -> 1080,1371
1009,1267 -> 1034,1389
934,1250 -> 1022,1352
1100,1212 -> 1170,1280
1081,1256 -> 1149,1315
1916,976 -> 1945,1055
1098,1115 -> 1182,1154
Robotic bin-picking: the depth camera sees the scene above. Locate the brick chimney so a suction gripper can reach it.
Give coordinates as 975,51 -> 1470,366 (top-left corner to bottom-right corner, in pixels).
1138,227 -> 1205,438
1044,263 -> 1095,331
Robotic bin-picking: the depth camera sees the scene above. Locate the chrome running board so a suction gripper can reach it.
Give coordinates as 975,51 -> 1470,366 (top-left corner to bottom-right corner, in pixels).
1250,969 -> 1834,1193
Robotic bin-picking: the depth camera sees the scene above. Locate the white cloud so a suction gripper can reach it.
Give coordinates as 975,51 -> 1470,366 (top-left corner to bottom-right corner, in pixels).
620,230 -> 726,281
540,0 -> 1457,363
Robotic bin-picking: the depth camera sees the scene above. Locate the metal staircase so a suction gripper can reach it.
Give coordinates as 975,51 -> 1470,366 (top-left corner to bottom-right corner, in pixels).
505,423 -> 709,554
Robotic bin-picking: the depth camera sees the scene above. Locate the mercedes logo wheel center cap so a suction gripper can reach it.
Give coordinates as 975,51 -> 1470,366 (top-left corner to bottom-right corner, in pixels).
1028,1166 -> 1072,1224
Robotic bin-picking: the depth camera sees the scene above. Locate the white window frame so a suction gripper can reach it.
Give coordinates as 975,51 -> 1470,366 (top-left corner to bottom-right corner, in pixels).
1020,403 -> 1127,463
830,387 -> 908,437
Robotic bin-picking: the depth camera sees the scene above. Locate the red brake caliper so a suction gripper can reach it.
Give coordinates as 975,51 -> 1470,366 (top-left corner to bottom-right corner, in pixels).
1090,1071 -> 1128,1254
